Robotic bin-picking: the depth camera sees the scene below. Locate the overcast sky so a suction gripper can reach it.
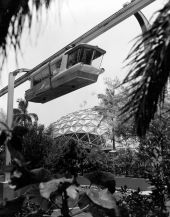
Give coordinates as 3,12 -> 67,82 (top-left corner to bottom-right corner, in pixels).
0,0 -> 166,126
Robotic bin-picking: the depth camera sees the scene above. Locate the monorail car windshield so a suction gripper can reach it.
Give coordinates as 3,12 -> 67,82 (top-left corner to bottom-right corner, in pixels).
66,44 -> 105,68
25,44 -> 106,103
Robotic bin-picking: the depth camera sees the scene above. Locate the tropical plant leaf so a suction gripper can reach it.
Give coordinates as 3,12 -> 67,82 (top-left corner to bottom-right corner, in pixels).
7,126 -> 28,161
66,184 -> 79,200
0,0 -> 54,70
0,195 -> 25,217
29,113 -> 39,122
39,177 -> 73,199
78,192 -> 119,217
121,1 -> 170,137
86,188 -> 118,210
9,158 -> 52,190
25,184 -> 50,210
13,99 -> 38,127
84,171 -> 116,193
13,108 -> 21,115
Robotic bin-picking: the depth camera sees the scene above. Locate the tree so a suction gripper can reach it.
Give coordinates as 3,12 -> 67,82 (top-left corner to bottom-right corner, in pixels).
0,0 -> 54,70
137,101 -> 170,171
13,98 -> 38,127
94,78 -> 136,150
45,136 -> 114,176
113,148 -> 137,176
121,1 -> 170,137
133,104 -> 170,215
22,124 -> 53,169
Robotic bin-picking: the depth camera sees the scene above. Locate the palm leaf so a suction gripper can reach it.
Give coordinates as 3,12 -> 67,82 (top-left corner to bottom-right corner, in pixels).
9,162 -> 52,190
17,98 -> 28,114
121,1 -> 170,137
84,171 -> 116,193
29,113 -> 39,122
13,108 -> 21,115
0,0 -> 54,71
13,114 -> 22,124
78,193 -> 119,217
24,114 -> 32,125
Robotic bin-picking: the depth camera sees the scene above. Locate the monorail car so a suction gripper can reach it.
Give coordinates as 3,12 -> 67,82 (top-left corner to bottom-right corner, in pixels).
25,44 -> 106,103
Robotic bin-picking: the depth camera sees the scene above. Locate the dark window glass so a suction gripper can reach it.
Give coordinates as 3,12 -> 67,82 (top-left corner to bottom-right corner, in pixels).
79,48 -> 93,65
93,50 -> 102,60
67,47 -> 95,68
41,68 -> 50,80
55,58 -> 62,72
33,73 -> 42,86
67,48 -> 80,68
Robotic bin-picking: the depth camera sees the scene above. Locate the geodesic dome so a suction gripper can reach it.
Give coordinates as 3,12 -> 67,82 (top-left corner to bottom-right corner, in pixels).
52,108 -> 110,147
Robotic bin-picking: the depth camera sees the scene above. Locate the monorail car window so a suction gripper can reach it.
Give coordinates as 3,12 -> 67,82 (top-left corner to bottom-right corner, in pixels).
93,50 -> 102,60
67,47 -> 94,68
55,58 -> 62,74
41,67 -> 50,80
32,66 -> 50,86
91,50 -> 105,69
33,73 -> 42,86
67,48 -> 81,68
50,57 -> 62,75
79,48 -> 93,65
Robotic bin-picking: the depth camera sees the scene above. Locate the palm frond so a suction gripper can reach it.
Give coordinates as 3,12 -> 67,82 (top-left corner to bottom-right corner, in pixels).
29,113 -> 38,122
24,114 -> 32,125
13,108 -> 21,115
0,0 -> 54,71
121,1 -> 170,137
13,114 -> 22,124
17,98 -> 28,113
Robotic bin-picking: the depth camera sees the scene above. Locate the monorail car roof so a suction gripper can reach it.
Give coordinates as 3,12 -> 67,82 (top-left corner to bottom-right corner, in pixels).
65,44 -> 106,55
29,44 -> 106,79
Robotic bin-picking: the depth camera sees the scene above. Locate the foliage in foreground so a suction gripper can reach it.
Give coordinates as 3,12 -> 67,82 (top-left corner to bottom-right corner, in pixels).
0,124 -> 123,217
121,0 -> 170,137
0,98 -> 170,216
0,123 -> 170,216
117,189 -> 168,217
0,0 -> 54,69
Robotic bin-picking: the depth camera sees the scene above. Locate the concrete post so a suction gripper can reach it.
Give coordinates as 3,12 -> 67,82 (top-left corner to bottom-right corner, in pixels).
1,69 -> 29,201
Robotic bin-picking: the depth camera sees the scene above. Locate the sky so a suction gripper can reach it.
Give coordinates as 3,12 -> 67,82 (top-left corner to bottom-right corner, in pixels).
0,0 -> 167,127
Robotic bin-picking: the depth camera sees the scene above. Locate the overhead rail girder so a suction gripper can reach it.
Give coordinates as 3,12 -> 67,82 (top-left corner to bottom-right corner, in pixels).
0,0 -> 155,97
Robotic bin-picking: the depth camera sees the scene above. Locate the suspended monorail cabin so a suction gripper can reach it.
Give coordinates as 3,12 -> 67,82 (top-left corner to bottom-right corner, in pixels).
25,44 -> 106,103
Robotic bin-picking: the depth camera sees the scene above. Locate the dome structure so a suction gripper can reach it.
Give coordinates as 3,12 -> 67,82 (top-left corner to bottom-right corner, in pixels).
52,108 -> 111,147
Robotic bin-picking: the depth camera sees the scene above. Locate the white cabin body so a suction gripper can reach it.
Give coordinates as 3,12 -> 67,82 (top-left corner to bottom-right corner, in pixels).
25,44 -> 106,103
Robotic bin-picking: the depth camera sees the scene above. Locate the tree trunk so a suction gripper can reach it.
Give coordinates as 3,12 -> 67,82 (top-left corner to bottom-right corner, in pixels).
112,127 -> 116,150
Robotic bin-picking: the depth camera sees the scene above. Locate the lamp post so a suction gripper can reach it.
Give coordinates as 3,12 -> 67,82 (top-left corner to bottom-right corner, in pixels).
2,68 -> 30,201
5,68 -> 30,178
0,68 -> 29,203
3,68 -> 30,199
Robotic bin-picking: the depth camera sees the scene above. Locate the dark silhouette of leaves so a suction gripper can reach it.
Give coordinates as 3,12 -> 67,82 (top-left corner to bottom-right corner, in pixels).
0,0 -> 54,70
0,122 -> 10,146
13,98 -> 38,127
0,131 -> 8,147
121,1 -> 170,137
84,171 -> 116,193
9,159 -> 51,190
0,195 -> 25,217
7,126 -> 28,162
78,192 -> 120,217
